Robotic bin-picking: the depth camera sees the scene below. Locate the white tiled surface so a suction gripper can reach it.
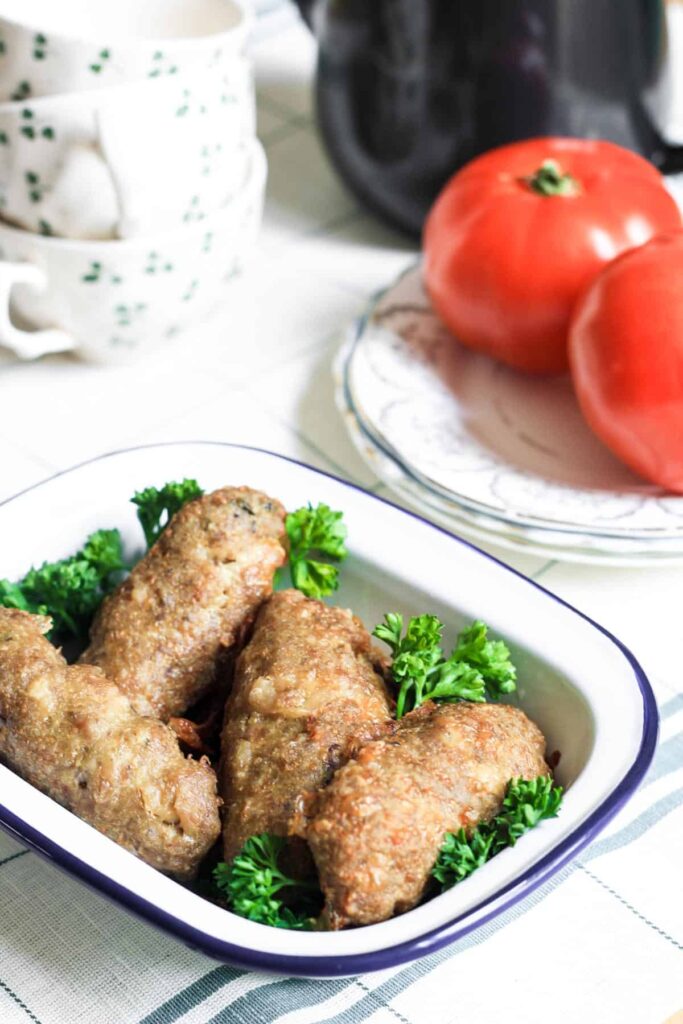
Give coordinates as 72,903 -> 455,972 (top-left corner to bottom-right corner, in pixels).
1,5 -> 681,692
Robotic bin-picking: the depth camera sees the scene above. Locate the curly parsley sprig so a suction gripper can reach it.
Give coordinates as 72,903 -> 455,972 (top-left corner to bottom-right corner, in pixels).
131,478 -> 204,549
0,475 -> 204,642
213,834 -> 319,930
373,613 -> 517,719
0,529 -> 125,641
432,776 -> 563,891
285,503 -> 348,600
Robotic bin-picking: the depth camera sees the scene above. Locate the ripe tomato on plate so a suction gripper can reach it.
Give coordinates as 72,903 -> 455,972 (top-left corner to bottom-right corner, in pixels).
423,137 -> 682,374
569,232 -> 683,493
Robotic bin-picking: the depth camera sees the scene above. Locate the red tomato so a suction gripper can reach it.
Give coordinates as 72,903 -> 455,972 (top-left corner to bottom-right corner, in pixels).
569,232 -> 683,492
423,137 -> 682,374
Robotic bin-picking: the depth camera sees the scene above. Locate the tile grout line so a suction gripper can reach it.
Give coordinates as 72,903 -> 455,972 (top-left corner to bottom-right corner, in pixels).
304,207 -> 366,240
221,318 -> 353,388
0,434 -> 59,476
115,383 -> 256,452
260,121 -> 304,149
234,323 -> 380,488
237,378 -> 369,487
258,205 -> 368,257
531,559 -> 559,581
255,90 -> 314,126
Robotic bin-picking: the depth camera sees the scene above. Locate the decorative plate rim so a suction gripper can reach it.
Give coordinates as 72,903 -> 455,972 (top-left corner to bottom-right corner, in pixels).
337,337 -> 683,563
336,350 -> 683,564
345,264 -> 683,542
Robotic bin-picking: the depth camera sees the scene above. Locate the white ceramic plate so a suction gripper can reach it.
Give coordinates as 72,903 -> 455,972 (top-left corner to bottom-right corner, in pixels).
339,265 -> 683,565
336,348 -> 683,566
0,443 -> 657,976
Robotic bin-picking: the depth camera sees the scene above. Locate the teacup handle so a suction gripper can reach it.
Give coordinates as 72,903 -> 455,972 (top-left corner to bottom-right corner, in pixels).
0,261 -> 75,359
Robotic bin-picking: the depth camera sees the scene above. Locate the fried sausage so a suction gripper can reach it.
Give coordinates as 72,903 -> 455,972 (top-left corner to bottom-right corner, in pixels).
0,608 -> 221,879
81,486 -> 287,720
306,701 -> 549,928
220,589 -> 393,863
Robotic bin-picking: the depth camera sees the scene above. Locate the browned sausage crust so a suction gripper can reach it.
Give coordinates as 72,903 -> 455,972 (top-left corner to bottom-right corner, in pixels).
307,701 -> 549,928
0,608 -> 221,879
81,486 -> 287,720
220,589 -> 393,862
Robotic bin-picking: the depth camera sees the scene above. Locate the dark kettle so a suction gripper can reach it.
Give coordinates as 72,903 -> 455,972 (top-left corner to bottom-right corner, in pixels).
295,0 -> 683,236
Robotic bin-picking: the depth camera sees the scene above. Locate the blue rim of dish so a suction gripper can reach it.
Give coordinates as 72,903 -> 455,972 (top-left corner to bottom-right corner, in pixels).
347,264 -> 683,543
0,441 -> 659,978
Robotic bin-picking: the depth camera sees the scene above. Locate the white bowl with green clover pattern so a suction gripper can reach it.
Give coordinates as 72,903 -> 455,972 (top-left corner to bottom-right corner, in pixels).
0,137 -> 266,362
0,0 -> 250,101
0,58 -> 255,239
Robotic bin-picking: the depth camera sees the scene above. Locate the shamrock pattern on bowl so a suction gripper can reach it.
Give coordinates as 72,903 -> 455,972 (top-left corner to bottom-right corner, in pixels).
0,138 -> 266,362
0,59 -> 254,239
0,0 -> 250,100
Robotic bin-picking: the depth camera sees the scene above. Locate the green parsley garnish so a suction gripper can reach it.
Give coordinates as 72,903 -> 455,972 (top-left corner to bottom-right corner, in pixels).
373,613 -> 517,719
285,503 -> 347,600
0,529 -> 125,641
0,478 -> 204,643
213,834 -> 318,930
433,776 -> 563,890
131,478 -> 204,548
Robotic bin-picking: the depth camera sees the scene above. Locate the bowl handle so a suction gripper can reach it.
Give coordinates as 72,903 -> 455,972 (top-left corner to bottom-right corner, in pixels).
0,262 -> 75,360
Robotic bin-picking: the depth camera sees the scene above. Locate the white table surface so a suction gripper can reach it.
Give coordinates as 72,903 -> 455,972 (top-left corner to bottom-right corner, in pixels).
0,5 -> 681,1024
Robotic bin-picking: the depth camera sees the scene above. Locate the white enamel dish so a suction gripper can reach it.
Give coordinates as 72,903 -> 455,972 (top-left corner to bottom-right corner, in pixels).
0,442 -> 657,977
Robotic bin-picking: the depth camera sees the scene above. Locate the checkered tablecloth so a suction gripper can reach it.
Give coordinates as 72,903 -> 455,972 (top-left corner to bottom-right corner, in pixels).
1,2 -> 682,1022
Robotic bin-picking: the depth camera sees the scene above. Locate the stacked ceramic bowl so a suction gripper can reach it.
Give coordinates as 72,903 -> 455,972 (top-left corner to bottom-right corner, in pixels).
0,0 -> 264,361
